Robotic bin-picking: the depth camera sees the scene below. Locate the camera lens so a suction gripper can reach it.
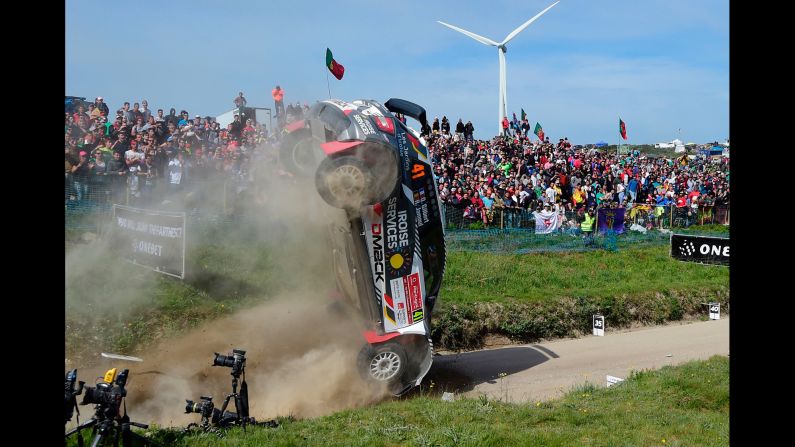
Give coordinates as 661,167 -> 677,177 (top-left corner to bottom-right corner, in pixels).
213,353 -> 235,368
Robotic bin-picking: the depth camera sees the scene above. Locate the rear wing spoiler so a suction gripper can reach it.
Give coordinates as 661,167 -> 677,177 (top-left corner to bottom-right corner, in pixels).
385,98 -> 429,131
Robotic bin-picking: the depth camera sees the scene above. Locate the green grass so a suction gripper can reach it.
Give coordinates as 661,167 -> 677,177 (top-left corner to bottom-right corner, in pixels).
441,245 -> 728,304
129,356 -> 728,447
66,226 -> 728,362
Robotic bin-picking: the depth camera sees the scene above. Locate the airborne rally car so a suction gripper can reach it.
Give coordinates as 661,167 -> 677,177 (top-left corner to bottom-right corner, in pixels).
280,98 -> 446,395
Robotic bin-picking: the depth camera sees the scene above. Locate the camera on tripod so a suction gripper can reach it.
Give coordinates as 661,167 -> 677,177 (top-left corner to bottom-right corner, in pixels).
81,368 -> 129,412
65,369 -> 85,424
185,396 -> 216,420
213,348 -> 246,377
184,347 -> 277,432
66,367 -> 163,447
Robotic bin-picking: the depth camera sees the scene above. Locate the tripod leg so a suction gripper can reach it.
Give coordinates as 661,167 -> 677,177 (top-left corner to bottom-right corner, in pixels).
90,432 -> 103,447
234,394 -> 246,430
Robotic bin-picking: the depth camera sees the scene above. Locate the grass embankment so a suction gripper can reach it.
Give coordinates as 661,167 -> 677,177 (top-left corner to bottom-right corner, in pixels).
66,228 -> 728,361
130,356 -> 728,447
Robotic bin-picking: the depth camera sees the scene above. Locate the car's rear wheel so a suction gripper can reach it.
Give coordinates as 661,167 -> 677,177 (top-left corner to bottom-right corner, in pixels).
315,156 -> 372,209
280,128 -> 321,175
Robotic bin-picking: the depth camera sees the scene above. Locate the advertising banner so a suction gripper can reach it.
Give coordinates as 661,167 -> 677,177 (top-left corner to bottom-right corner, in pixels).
670,234 -> 729,266
110,205 -> 186,278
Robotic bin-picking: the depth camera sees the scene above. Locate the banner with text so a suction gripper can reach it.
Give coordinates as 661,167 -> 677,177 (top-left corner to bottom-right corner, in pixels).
597,207 -> 625,234
111,205 -> 186,278
670,234 -> 729,266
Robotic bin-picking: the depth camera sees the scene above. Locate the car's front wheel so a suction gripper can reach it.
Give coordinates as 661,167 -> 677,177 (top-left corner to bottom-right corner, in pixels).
315,156 -> 375,209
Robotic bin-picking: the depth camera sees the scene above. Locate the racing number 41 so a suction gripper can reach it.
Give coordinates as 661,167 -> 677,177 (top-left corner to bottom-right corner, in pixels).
411,163 -> 425,180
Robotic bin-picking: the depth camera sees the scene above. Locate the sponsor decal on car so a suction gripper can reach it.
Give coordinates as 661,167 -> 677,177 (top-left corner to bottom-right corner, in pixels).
352,113 -> 376,135
385,197 -> 409,251
413,187 -> 431,227
396,131 -> 411,176
364,204 -> 386,307
388,271 -> 424,327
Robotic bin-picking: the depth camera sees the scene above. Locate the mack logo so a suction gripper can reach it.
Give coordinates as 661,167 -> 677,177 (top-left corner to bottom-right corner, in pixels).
386,197 -> 409,250
371,223 -> 384,286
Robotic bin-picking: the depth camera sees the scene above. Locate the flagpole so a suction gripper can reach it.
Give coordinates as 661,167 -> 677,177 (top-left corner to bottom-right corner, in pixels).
326,71 -> 331,98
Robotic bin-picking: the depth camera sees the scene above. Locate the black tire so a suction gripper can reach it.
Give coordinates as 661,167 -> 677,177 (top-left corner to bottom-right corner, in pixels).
280,128 -> 321,175
357,342 -> 408,385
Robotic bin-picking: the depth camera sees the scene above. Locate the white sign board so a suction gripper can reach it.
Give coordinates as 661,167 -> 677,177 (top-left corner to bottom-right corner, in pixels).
709,302 -> 720,320
606,375 -> 625,387
593,315 -> 605,336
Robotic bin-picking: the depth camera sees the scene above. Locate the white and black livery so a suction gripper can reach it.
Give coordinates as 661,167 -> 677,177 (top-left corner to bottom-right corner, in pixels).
280,98 -> 446,395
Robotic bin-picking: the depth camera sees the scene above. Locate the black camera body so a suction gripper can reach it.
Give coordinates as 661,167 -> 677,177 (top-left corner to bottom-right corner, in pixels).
185,395 -> 241,428
81,368 -> 129,419
185,396 -> 215,420
213,349 -> 246,377
65,369 -> 85,424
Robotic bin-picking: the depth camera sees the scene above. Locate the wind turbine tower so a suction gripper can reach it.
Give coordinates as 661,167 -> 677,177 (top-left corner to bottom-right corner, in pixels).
438,1 -> 560,135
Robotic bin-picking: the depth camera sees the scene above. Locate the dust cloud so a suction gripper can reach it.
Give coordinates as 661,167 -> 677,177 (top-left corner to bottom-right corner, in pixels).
66,127 -> 392,428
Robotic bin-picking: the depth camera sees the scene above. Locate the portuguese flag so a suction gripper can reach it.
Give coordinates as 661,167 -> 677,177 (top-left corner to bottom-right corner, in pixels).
534,122 -> 545,141
521,108 -> 527,121
619,117 -> 627,140
326,48 -> 345,80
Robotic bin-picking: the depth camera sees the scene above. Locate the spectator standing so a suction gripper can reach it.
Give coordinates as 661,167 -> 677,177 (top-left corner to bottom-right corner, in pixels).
464,121 -> 474,143
581,207 -> 595,245
94,96 -> 109,117
234,91 -> 247,108
137,100 -> 150,123
455,119 -> 465,141
272,85 -> 285,118
441,116 -> 450,135
71,151 -> 92,201
105,151 -> 128,203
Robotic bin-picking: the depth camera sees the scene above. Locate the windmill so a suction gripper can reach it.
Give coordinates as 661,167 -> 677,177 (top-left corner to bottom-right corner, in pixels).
438,1 -> 560,135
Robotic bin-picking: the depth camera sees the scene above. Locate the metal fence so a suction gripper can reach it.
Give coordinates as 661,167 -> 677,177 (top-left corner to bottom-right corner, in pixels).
66,176 -> 729,254
65,173 -> 245,232
440,202 -> 729,231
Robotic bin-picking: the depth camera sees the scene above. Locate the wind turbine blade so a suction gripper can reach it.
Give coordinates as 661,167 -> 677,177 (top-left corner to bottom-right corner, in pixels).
437,21 -> 499,46
501,1 -> 560,45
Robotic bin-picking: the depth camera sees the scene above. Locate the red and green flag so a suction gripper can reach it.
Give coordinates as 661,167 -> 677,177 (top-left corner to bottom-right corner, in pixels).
326,48 -> 345,80
534,122 -> 545,141
521,108 -> 527,121
619,117 -> 627,140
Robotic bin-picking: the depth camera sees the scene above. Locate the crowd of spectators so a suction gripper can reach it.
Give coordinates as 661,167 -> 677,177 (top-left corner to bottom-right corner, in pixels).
65,95 -> 272,208
420,118 -> 730,229
66,94 -> 730,230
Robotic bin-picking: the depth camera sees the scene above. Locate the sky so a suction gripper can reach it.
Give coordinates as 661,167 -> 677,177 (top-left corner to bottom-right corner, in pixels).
65,0 -> 728,144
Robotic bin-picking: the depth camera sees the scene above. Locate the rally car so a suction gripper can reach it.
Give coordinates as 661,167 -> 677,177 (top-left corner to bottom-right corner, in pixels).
280,98 -> 446,395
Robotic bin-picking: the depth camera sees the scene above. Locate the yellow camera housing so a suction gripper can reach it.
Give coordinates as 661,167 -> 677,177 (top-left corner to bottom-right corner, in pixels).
103,368 -> 118,384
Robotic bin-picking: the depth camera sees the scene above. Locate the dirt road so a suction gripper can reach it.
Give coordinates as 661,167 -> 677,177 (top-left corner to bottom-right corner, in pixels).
426,317 -> 729,402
